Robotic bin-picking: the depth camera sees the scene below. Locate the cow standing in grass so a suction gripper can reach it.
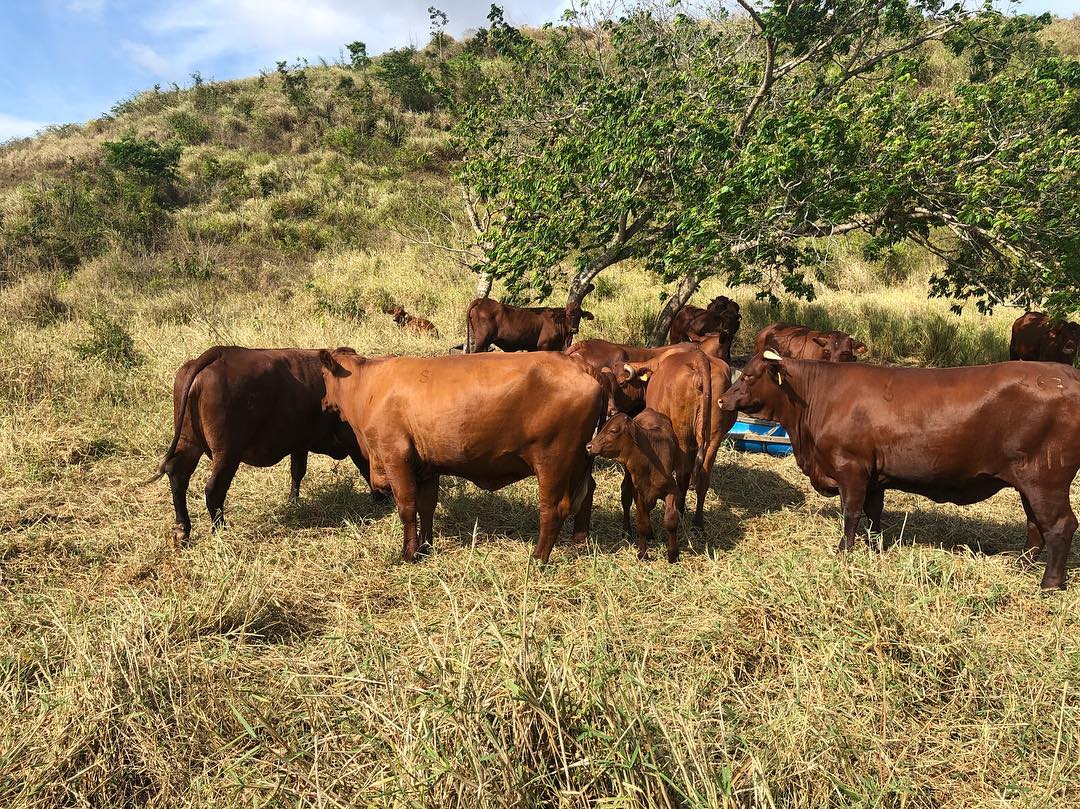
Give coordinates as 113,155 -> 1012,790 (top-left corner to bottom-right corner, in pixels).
1010,312 -> 1080,366
719,350 -> 1080,590
755,323 -> 867,362
587,410 -> 683,562
669,295 -> 742,357
146,346 -> 380,545
465,294 -> 594,353
319,349 -> 605,562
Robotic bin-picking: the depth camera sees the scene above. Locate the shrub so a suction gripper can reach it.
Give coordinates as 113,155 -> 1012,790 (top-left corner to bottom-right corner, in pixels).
166,110 -> 211,145
376,48 -> 442,112
323,126 -> 368,157
347,41 -> 371,69
73,315 -> 141,368
308,282 -> 366,320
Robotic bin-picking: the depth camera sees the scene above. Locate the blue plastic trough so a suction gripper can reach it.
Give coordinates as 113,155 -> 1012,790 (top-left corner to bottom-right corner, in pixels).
729,416 -> 793,456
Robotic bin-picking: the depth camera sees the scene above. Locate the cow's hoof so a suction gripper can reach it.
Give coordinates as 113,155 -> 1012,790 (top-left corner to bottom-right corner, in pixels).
171,524 -> 190,548
667,553 -> 680,564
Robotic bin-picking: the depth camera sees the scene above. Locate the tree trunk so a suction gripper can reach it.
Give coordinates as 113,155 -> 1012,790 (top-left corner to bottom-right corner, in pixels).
566,243 -> 638,308
647,271 -> 701,347
475,270 -> 493,299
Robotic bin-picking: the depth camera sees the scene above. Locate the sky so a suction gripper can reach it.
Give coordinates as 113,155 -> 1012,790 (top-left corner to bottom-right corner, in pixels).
0,0 -> 1076,141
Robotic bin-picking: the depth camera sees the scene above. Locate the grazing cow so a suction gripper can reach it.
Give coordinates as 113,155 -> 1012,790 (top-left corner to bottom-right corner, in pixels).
587,410 -> 682,562
319,349 -> 606,562
389,306 -> 439,337
465,295 -> 594,353
145,347 -> 379,545
754,323 -> 867,362
669,295 -> 742,349
1010,312 -> 1080,365
719,350 -> 1080,589
616,350 -> 712,527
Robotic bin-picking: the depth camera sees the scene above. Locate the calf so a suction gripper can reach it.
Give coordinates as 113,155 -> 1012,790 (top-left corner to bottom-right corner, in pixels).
754,323 -> 867,362
1010,312 -> 1080,365
145,347 -> 379,545
587,410 -> 682,562
669,295 -> 741,348
466,295 -> 594,353
389,306 -> 439,337
720,350 -> 1080,589
320,349 -> 605,562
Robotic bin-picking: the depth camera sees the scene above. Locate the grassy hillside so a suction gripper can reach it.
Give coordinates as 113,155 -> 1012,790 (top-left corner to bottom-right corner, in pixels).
1,17 -> 1079,809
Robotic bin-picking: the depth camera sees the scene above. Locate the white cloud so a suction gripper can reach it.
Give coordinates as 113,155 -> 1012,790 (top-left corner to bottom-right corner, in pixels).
122,41 -> 171,75
0,113 -> 48,142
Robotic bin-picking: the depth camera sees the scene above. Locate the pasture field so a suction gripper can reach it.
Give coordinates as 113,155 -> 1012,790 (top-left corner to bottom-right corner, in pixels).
1,245 -> 1078,808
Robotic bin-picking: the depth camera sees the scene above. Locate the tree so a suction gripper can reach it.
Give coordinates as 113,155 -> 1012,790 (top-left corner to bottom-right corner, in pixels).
429,6 -> 450,60
455,2 -> 1080,343
347,41 -> 371,70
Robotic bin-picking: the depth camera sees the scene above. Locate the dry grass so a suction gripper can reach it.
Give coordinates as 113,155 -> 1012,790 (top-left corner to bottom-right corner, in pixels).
2,243 -> 1079,808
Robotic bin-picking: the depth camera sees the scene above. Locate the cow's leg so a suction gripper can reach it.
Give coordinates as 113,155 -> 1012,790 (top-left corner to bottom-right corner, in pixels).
1019,491 -> 1044,564
570,473 -> 595,545
632,491 -> 655,560
166,445 -> 201,547
692,461 -> 711,528
663,492 -> 680,563
1021,487 -> 1076,590
416,474 -> 440,556
288,451 -> 307,502
205,454 -> 241,532
386,462 -> 421,562
620,471 -> 635,535
836,468 -> 869,552
864,486 -> 885,545
533,472 -> 573,563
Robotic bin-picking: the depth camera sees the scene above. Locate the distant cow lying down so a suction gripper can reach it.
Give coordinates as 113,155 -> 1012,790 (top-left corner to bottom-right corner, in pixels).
755,323 -> 867,362
720,350 -> 1080,590
320,349 -> 606,562
145,346 -> 380,545
587,410 -> 682,562
389,306 -> 438,337
466,296 -> 594,353
1010,312 -> 1080,365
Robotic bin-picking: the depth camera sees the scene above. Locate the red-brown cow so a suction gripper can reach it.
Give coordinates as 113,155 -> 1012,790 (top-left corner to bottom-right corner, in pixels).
754,323 -> 867,362
720,350 -> 1080,589
587,410 -> 682,562
1010,312 -> 1080,365
389,306 -> 439,337
320,349 -> 605,562
669,295 -> 741,351
465,296 -> 594,353
616,351 -> 712,528
145,347 -> 379,545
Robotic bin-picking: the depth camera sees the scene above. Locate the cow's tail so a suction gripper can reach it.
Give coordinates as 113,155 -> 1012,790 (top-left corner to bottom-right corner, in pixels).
692,350 -> 712,485
140,348 -> 222,485
465,298 -> 481,354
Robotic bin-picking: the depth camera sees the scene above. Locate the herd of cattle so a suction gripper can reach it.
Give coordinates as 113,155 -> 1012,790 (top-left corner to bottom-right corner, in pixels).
147,297 -> 1080,590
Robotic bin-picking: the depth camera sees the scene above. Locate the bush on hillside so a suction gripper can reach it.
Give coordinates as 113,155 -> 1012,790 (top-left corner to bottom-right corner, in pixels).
376,48 -> 442,112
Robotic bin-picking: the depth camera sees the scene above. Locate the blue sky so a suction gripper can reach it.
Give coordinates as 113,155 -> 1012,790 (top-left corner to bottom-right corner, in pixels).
0,0 -> 1075,141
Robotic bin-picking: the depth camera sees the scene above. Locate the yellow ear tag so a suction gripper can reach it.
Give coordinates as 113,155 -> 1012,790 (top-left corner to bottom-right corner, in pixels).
777,372 -> 783,386
640,371 -> 651,382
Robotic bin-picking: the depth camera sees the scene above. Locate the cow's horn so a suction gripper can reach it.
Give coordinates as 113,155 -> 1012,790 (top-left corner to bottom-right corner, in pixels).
623,363 -> 637,380
763,350 -> 783,362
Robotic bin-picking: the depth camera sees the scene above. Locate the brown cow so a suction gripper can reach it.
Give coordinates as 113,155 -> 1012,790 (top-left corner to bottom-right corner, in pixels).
614,353 -> 735,527
567,336 -> 728,378
669,295 -> 741,349
1010,312 -> 1080,365
319,349 -> 605,562
145,347 -> 379,545
587,410 -> 682,562
389,306 -> 439,337
754,323 -> 867,362
465,295 -> 594,353
616,351 -> 712,527
719,350 -> 1080,589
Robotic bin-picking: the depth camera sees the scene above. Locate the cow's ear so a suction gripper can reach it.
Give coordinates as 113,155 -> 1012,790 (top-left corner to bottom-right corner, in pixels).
811,335 -> 829,347
320,349 -> 349,377
581,310 -> 594,320
854,341 -> 868,354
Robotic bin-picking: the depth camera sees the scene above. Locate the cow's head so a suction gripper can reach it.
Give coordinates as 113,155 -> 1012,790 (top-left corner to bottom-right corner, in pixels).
318,347 -> 362,416
586,412 -> 637,460
1049,320 -> 1080,361
563,298 -> 595,346
599,364 -> 647,417
706,295 -> 738,316
811,332 -> 867,363
719,349 -> 790,418
389,306 -> 407,324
